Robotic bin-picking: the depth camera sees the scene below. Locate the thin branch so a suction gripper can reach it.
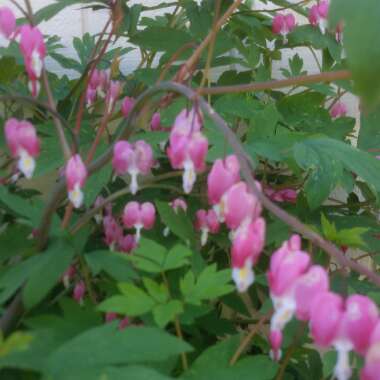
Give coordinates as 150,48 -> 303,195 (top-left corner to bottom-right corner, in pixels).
0,95 -> 78,150
230,312 -> 270,366
198,70 -> 352,95
36,80 -> 380,288
176,0 -> 243,82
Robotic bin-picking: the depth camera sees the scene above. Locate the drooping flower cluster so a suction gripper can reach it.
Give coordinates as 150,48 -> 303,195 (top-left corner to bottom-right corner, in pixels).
4,118 -> 40,179
167,108 -> 208,194
264,187 -> 298,204
205,154 -> 266,292
112,140 -> 154,194
267,234 -> 380,380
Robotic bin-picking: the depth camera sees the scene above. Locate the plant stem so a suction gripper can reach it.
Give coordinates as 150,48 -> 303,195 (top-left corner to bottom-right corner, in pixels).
229,312 -> 270,366
198,70 -> 351,95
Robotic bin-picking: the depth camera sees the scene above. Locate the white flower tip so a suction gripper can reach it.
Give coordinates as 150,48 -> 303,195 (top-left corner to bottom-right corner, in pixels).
200,228 -> 209,247
18,151 -> 35,179
183,161 -> 196,194
269,349 -> 282,362
232,266 -> 255,293
69,184 -> 84,209
163,226 -> 170,237
129,172 -> 139,195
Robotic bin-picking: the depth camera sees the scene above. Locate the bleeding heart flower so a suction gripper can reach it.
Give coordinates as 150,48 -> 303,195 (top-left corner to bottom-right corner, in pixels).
231,217 -> 266,292
112,140 -> 154,194
151,112 -> 162,131
219,182 -> 262,230
19,25 -> 46,97
294,265 -> 329,321
106,80 -> 121,113
62,265 -> 76,289
0,7 -> 16,39
122,201 -> 156,242
4,118 -> 40,179
272,13 -> 296,43
65,154 -> 87,208
103,214 -> 123,251
309,0 -> 329,34
195,209 -> 220,246
330,102 -> 348,119
118,234 -> 137,254
73,280 -> 86,305
121,96 -> 135,118
268,235 -> 310,361
207,155 -> 240,215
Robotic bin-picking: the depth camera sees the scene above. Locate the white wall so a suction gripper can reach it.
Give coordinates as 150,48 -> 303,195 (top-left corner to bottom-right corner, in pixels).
0,0 -> 358,116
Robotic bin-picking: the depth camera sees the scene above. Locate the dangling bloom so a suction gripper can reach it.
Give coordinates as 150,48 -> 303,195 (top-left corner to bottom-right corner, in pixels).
265,187 -> 298,204
121,96 -> 135,118
207,155 -> 240,219
336,21 -> 344,43
170,198 -> 188,213
267,235 -> 310,361
167,108 -> 208,193
194,209 -> 220,246
19,25 -> 46,97
62,265 -> 76,289
309,0 -> 329,34
119,316 -> 130,330
93,196 -> 106,224
163,198 -> 188,237
122,201 -> 156,242
231,217 -> 266,292
118,234 -> 137,254
4,118 -> 40,179
310,293 -> 378,380
73,280 -> 86,305
105,312 -> 118,323
330,102 -> 348,119
103,214 -> 123,251
272,13 -> 296,43
151,112 -> 162,131
65,154 -> 87,208
106,80 -> 121,113
112,140 -> 154,194
294,265 -> 329,321
361,323 -> 380,380
0,7 -> 16,39
219,182 -> 262,230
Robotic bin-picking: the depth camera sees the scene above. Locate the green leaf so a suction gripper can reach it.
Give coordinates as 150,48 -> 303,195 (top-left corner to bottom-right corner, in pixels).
156,201 -> 194,243
0,256 -> 43,304
53,365 -> 174,380
23,238 -> 76,309
153,300 -> 183,328
321,213 -> 337,240
143,278 -> 169,304
330,0 -> 380,105
127,238 -> 167,273
358,105 -> 380,152
0,225 -> 34,262
0,332 -> 33,358
180,265 -> 234,305
163,245 -> 192,271
247,103 -> 280,140
98,283 -> 155,316
130,27 -> 193,52
294,137 -> 380,208
185,335 -> 278,380
45,325 -> 193,377
84,163 -> 112,207
85,250 -> 137,281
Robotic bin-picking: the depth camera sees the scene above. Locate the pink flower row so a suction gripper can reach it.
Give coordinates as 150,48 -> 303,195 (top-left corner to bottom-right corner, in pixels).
268,234 -> 379,380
